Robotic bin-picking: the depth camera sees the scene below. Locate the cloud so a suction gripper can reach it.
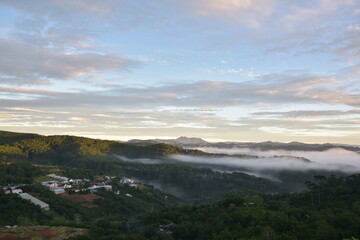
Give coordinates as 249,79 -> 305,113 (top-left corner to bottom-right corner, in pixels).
0,72 -> 358,108
4,107 -> 69,114
68,117 -> 90,123
170,153 -> 358,173
114,147 -> 360,183
2,0 -> 170,43
193,147 -> 360,172
264,0 -> 360,60
170,0 -> 360,62
181,0 -> 277,27
0,113 -> 16,118
0,0 -> 358,144
0,1 -> 146,86
0,86 -> 62,95
252,110 -> 360,119
2,0 -> 359,73
0,38 -> 137,85
0,71 -> 358,143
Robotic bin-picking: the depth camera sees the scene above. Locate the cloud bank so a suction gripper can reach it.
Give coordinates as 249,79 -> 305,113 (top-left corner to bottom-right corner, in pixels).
114,147 -> 360,184
0,0 -> 359,143
191,147 -> 360,173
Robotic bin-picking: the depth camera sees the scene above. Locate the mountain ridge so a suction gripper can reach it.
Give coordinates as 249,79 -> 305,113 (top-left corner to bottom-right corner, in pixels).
128,136 -> 360,152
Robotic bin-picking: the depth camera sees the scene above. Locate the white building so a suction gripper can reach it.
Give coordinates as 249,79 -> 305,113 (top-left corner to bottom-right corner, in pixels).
103,185 -> 112,191
87,185 -> 112,193
19,193 -> 49,210
119,177 -> 134,185
72,179 -> 84,184
51,188 -> 65,194
41,181 -> 58,189
47,174 -> 69,182
88,186 -> 99,193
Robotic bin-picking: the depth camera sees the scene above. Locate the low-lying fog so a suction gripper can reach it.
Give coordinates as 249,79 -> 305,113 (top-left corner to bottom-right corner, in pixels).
116,155 -> 163,164
115,147 -> 360,182
184,147 -> 360,175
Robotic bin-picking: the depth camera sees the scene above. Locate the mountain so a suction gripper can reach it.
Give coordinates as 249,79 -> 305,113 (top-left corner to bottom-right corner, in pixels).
213,141 -> 360,152
172,136 -> 208,145
130,136 -> 360,153
128,136 -> 209,147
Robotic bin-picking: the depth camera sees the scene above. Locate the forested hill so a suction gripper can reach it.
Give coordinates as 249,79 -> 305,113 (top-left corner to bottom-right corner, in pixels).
141,174 -> 360,240
0,130 -> 204,162
0,130 -> 280,203
0,131 -> 41,145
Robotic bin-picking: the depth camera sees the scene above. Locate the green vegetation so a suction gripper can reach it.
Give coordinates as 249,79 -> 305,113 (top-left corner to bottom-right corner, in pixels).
115,162 -> 279,203
0,130 -> 200,163
0,131 -> 281,203
2,162 -> 360,239
33,175 -> 54,184
0,130 -> 40,145
1,131 -> 360,239
140,174 -> 360,240
41,158 -> 279,203
0,176 -> 180,239
0,192 -> 52,226
0,162 -> 41,185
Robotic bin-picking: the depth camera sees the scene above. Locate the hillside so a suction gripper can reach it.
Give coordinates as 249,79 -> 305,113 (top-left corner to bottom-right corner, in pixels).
0,162 -> 181,228
0,130 -> 280,203
1,131 -> 360,239
140,174 -> 360,240
0,131 -> 41,145
0,130 -> 356,199
1,162 -> 360,239
0,131 -> 204,162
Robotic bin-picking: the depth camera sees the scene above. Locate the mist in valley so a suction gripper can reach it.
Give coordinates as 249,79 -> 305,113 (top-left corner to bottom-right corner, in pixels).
116,147 -> 360,178
195,147 -> 360,172
115,147 -> 360,194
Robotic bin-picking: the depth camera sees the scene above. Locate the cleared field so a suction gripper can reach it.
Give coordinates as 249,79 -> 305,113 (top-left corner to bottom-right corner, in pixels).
32,176 -> 53,184
59,193 -> 102,208
0,226 -> 87,240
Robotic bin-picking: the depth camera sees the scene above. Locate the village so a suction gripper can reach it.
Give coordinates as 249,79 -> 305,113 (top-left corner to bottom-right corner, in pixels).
2,174 -> 140,211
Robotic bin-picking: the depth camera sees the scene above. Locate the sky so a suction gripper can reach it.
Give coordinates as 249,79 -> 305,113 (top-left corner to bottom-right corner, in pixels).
0,0 -> 359,144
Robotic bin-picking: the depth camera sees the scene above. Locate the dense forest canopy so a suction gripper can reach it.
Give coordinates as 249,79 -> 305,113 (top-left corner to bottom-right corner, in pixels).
1,131 -> 360,239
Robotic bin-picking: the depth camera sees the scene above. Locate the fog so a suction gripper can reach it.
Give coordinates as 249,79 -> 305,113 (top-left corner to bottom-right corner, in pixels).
136,179 -> 187,199
115,147 -> 360,173
193,147 -> 360,172
115,147 -> 360,184
115,155 -> 163,164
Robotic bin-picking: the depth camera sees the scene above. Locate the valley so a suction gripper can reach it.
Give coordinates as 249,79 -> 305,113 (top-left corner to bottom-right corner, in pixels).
1,131 -> 360,239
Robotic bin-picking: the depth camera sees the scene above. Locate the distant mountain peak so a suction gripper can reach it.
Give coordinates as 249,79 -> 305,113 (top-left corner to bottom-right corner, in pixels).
288,141 -> 305,145
175,136 -> 208,144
